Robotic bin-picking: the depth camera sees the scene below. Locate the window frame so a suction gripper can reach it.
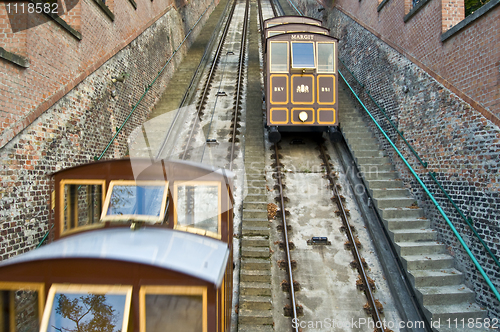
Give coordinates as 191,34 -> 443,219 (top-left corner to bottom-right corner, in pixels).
139,285 -> 208,332
173,181 -> 222,239
59,179 -> 107,235
291,41 -> 316,70
265,22 -> 280,28
100,180 -> 169,223
316,42 -> 336,74
0,282 -> 45,332
267,31 -> 285,37
269,41 -> 289,73
40,284 -> 132,332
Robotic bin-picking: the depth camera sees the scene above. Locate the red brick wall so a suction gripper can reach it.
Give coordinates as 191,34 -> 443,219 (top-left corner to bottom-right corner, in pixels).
442,0 -> 465,32
332,0 -> 500,122
58,0 -> 82,31
0,3 -> 28,56
0,0 -> 176,148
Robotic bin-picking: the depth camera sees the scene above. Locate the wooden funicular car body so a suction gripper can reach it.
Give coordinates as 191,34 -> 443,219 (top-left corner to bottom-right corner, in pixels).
263,16 -> 341,143
0,159 -> 234,332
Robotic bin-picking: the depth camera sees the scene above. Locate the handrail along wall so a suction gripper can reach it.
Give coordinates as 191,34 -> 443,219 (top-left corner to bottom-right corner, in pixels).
338,69 -> 500,304
338,60 -> 500,272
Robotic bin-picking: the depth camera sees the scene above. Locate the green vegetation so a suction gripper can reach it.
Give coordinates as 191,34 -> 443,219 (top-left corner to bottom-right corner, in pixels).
465,0 -> 491,16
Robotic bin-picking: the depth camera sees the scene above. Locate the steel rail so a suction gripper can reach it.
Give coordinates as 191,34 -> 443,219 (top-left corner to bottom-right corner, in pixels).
257,0 -> 265,46
269,0 -> 278,17
156,0 -> 233,160
273,143 -> 300,332
333,139 -> 431,332
317,142 -> 384,332
181,0 -> 238,160
268,1 -> 383,328
229,0 -> 250,171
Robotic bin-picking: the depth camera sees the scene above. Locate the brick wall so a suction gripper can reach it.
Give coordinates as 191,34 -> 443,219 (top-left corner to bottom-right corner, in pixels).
294,0 -> 499,318
0,0 -> 220,147
322,0 -> 500,122
0,3 -> 28,57
0,0 -> 218,259
58,0 -> 82,31
442,0 -> 465,32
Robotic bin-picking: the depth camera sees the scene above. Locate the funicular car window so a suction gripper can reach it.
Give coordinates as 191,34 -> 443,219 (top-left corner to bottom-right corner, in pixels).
291,42 -> 315,69
174,182 -> 221,238
40,285 -> 132,332
0,282 -> 44,332
268,31 -> 284,37
270,42 -> 288,73
101,180 -> 169,223
60,180 -> 106,233
265,22 -> 280,28
317,42 -> 335,73
139,286 -> 207,332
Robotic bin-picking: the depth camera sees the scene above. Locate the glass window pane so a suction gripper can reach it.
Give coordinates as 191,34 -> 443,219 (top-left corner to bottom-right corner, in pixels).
63,184 -> 103,230
268,31 -> 283,37
317,43 -> 335,73
176,185 -> 219,234
107,185 -> 165,217
270,42 -> 288,72
145,294 -> 202,332
0,290 -> 39,332
46,293 -> 126,332
292,42 -> 315,68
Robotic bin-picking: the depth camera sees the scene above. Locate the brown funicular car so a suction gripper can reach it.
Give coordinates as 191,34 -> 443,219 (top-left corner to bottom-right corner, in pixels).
263,16 -> 341,143
0,158 -> 234,332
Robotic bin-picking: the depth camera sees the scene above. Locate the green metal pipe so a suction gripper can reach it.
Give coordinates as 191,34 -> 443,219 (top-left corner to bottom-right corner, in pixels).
339,69 -> 500,303
339,59 -> 364,88
36,224 -> 54,248
364,89 -> 427,168
339,59 -> 499,277
340,59 -> 427,168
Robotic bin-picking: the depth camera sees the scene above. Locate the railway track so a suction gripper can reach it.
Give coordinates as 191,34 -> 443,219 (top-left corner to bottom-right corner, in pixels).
234,1 -> 411,331
319,140 -> 385,329
261,2 -> 389,329
268,134 -> 409,332
156,0 -> 249,169
123,0 -> 428,329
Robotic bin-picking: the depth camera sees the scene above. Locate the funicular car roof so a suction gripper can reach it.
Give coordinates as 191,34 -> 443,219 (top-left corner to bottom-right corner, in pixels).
51,158 -> 234,183
263,15 -> 322,27
264,23 -> 330,35
0,228 -> 229,287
